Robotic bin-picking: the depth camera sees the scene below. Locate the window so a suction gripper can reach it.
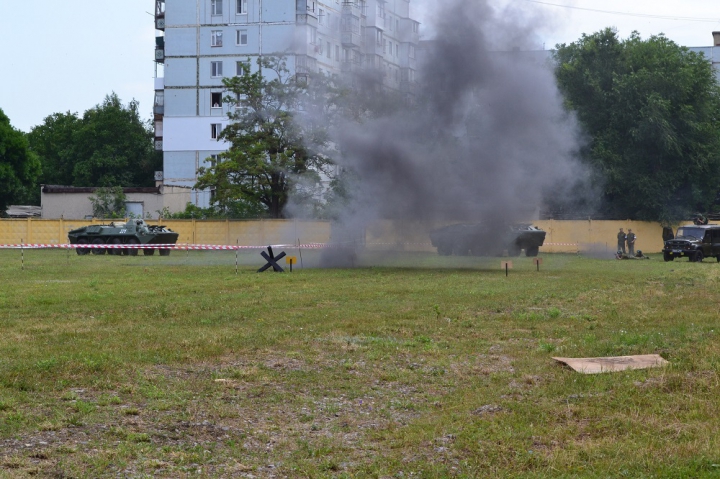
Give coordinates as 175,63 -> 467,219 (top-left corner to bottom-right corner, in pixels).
209,154 -> 220,166
376,30 -> 382,46
326,41 -> 331,58
318,8 -> 324,24
335,44 -> 340,61
211,92 -> 222,107
211,123 -> 222,139
211,0 -> 223,15
395,43 -> 398,57
309,27 -> 317,45
236,61 -> 244,76
211,61 -> 223,77
409,44 -> 415,59
236,29 -> 247,45
211,30 -> 223,47
237,0 -> 247,14
412,22 -> 418,33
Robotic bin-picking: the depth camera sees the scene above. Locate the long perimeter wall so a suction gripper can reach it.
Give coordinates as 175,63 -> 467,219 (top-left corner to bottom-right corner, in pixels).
0,218 -> 691,253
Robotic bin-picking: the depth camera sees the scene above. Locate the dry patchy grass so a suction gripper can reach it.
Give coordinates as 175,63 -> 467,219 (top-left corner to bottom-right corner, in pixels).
1,250 -> 720,477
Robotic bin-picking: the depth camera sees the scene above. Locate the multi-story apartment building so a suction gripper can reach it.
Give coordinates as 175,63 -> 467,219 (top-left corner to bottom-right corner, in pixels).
152,0 -> 420,208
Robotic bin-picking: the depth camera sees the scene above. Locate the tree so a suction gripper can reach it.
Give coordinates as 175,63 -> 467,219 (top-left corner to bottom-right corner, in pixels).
0,108 -> 41,211
89,186 -> 127,218
28,93 -> 161,188
554,29 -> 720,222
195,56 -> 333,218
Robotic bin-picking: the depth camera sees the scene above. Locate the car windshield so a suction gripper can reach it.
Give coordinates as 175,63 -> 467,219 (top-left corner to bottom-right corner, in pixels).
675,227 -> 705,240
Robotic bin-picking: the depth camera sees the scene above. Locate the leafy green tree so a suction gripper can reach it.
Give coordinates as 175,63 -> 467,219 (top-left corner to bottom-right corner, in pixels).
89,186 -> 127,218
0,108 -> 41,211
28,93 -> 161,188
554,29 -> 720,222
195,56 -> 333,218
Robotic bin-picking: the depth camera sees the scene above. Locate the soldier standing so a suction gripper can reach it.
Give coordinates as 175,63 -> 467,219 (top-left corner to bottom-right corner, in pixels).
617,228 -> 627,254
627,229 -> 636,256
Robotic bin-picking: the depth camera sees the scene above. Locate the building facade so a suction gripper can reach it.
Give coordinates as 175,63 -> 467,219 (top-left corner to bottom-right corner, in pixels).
152,0 -> 420,207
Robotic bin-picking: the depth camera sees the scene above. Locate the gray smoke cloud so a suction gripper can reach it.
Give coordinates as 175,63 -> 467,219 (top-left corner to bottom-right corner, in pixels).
292,0 -> 594,237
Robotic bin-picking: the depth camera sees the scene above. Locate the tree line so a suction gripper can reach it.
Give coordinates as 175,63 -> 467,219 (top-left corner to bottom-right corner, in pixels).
2,29 -> 720,222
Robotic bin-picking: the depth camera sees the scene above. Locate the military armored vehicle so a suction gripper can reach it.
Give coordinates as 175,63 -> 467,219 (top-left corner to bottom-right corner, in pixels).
662,224 -> 720,262
429,223 -> 546,257
68,219 -> 179,256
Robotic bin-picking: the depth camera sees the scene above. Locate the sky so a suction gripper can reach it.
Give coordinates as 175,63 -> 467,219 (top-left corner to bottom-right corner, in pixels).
1,0 -> 719,133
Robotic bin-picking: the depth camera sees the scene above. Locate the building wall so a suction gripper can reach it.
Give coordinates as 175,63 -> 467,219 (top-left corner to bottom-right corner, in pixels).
1,218 -> 695,254
155,0 -> 421,207
0,218 -> 332,247
41,186 -> 192,220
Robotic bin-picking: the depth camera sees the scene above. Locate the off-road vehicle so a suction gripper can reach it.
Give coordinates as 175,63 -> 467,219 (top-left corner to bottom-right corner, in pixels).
662,224 -> 720,262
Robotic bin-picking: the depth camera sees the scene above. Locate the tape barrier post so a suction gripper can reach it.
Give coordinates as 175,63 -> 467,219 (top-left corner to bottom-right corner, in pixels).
21,239 -> 24,271
235,239 -> 239,275
297,238 -> 304,269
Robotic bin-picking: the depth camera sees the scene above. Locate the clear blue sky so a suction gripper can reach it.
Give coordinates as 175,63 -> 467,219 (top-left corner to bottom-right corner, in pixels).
1,0 -> 719,133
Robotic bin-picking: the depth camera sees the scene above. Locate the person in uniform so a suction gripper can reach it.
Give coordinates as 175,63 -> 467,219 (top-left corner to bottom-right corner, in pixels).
617,228 -> 627,254
626,229 -> 636,256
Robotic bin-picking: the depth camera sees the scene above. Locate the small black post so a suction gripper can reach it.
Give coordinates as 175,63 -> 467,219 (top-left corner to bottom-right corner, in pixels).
505,262 -> 508,277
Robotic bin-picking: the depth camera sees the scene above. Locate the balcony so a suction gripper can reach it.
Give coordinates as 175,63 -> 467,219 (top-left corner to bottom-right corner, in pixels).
296,12 -> 318,27
153,91 -> 164,115
342,31 -> 362,48
155,0 -> 165,30
155,36 -> 165,63
342,1 -> 362,18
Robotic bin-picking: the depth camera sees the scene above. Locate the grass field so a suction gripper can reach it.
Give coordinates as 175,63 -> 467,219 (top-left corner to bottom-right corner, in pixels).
1,249 -> 720,478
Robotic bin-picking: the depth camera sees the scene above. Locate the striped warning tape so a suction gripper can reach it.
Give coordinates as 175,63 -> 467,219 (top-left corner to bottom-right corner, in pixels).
544,243 -> 579,246
0,243 -> 347,250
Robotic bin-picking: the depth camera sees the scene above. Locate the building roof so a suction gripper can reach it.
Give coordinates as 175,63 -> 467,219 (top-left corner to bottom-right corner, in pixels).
41,185 -> 161,194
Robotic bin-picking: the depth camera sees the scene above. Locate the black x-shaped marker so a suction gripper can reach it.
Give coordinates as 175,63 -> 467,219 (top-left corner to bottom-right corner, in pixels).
257,246 -> 286,273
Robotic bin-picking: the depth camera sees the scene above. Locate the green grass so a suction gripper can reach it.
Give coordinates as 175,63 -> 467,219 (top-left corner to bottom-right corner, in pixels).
1,249 -> 720,477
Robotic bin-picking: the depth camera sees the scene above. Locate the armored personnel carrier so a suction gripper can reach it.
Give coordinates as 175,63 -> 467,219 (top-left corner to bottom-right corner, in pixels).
429,223 -> 546,257
68,219 -> 179,256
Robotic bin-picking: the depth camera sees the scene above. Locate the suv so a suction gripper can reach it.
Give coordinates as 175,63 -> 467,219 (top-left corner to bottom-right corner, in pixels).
662,225 -> 720,262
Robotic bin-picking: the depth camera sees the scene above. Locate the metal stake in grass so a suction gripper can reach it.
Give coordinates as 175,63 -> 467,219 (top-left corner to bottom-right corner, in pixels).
235,239 -> 239,275
534,257 -> 542,272
501,260 -> 512,277
21,238 -> 24,271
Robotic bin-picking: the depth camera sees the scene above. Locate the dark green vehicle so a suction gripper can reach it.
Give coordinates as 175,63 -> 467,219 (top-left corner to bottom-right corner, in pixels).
662,224 -> 720,262
429,223 -> 546,257
68,219 -> 179,256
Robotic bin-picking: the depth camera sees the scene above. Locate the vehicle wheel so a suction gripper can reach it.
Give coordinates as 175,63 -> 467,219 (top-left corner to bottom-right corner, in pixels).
143,248 -> 156,256
509,244 -> 521,257
91,238 -> 106,255
716,255 -> 720,263
693,251 -> 704,262
110,238 -> 122,255
663,251 -> 674,262
76,238 -> 90,255
159,249 -> 171,256
525,246 -> 539,257
126,238 -> 139,256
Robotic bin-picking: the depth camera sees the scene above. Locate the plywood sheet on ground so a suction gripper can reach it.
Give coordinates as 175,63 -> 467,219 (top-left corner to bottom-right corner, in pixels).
552,354 -> 669,374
